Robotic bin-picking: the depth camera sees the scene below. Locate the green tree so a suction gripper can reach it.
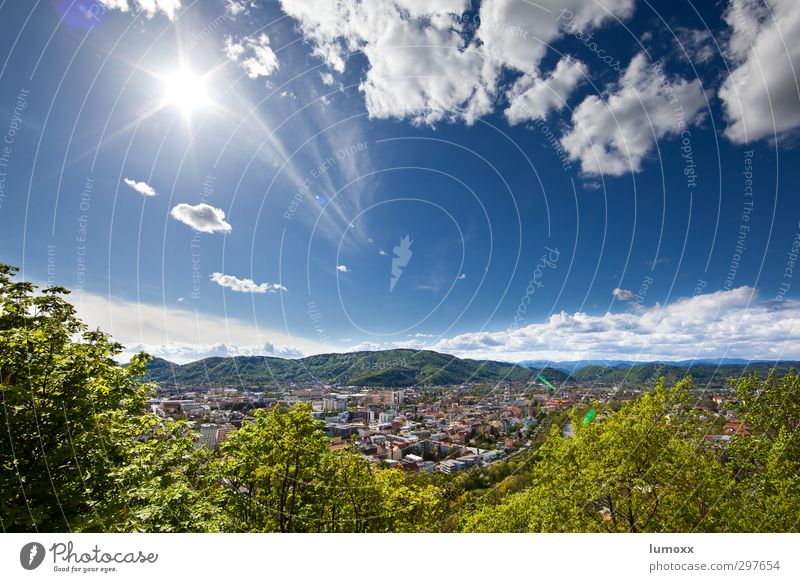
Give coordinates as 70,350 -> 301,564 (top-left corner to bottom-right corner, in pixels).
100,418 -> 223,532
727,371 -> 800,532
0,264 -> 216,532
461,378 -> 734,532
316,446 -> 383,532
0,265 -> 151,530
219,403 -> 329,532
371,468 -> 446,532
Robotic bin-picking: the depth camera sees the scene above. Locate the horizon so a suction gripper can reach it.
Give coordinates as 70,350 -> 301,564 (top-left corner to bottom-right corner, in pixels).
136,344 -> 800,367
2,0 -> 800,365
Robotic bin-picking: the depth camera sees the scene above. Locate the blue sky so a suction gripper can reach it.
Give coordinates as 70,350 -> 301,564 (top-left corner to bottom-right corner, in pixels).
1,0 -> 800,363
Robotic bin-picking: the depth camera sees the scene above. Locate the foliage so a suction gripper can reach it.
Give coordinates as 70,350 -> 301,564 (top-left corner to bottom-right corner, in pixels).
218,403 -> 446,532
572,362 -> 800,387
3,265 -> 800,533
461,379 -> 735,532
144,349 -> 537,388
727,372 -> 800,531
219,403 -> 330,532
0,264 -> 149,531
0,264 -> 217,532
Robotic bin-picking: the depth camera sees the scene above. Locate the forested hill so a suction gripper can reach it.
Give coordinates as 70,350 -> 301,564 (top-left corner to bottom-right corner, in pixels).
143,349 -> 800,388
569,361 -> 800,386
143,349 -> 565,387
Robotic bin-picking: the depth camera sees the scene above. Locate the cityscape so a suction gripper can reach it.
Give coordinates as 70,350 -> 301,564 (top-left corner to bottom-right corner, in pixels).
151,355 -> 761,472
1,2 -> 800,577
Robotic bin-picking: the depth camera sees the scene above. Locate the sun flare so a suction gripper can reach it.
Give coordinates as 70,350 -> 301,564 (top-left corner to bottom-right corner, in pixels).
160,67 -> 211,114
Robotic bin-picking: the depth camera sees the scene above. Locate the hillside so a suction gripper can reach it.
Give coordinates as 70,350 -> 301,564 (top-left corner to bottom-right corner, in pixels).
142,349 -> 799,389
571,361 -> 800,386
143,349 -> 563,388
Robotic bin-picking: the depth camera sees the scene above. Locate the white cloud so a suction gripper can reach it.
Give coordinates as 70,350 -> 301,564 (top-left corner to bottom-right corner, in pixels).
211,272 -> 287,294
277,0 -> 633,126
347,341 -> 382,351
123,177 -> 157,197
336,265 -> 350,272
99,0 -> 181,20
67,290 -> 330,364
505,56 -> 587,124
320,71 -> 335,85
477,0 -> 633,76
262,341 -> 305,358
719,0 -> 800,143
378,249 -> 387,256
612,287 -> 635,301
561,53 -> 706,175
62,284 -> 800,365
170,203 -> 232,234
674,27 -> 715,64
457,273 -> 466,280
224,33 -> 279,79
413,287 -> 800,362
226,0 -> 254,16
223,36 -> 246,61
127,341 -> 304,363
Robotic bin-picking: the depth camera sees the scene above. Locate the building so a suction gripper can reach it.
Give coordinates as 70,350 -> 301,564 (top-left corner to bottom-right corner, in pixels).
323,397 -> 347,412
438,459 -> 467,474
216,424 -> 235,444
198,423 -> 219,450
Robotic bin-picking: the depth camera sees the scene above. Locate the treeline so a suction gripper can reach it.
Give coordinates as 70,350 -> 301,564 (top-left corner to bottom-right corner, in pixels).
2,265 -> 799,533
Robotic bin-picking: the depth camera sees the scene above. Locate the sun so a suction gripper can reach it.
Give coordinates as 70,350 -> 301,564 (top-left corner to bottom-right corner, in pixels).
160,67 -> 211,115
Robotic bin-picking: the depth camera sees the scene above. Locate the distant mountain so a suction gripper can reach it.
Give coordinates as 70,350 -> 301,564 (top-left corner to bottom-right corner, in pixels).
142,349 -> 799,389
570,361 -> 800,386
520,359 -> 634,371
520,358 -> 785,372
143,349 -> 569,388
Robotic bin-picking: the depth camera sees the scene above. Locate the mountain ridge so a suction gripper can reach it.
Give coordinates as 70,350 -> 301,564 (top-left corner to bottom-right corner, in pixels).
141,349 -> 800,388
143,349 -> 563,388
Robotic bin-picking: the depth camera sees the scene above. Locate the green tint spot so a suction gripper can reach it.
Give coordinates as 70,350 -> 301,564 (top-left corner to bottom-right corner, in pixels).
536,374 -> 556,391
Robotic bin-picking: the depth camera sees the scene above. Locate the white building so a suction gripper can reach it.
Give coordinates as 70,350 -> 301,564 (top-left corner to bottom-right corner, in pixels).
198,423 -> 219,450
378,411 -> 396,423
